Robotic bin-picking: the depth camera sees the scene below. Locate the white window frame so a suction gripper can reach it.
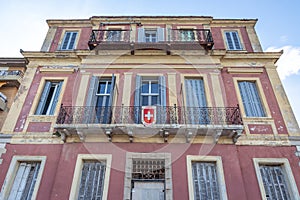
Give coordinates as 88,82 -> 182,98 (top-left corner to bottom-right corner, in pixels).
35,80 -> 63,115
60,31 -> 78,50
253,158 -> 300,200
187,155 -> 228,200
0,156 -> 46,200
224,30 -> 243,50
145,30 -> 157,43
141,77 -> 159,106
69,154 -> 112,200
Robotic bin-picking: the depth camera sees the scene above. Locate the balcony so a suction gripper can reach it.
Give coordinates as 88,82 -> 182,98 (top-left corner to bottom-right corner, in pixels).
0,70 -> 24,86
88,29 -> 214,52
88,29 -> 131,50
55,105 -> 243,143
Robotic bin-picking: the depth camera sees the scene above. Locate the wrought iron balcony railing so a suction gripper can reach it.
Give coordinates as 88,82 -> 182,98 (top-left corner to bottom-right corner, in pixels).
0,70 -> 24,78
88,29 -> 131,50
169,29 -> 214,46
56,105 -> 242,126
88,29 -> 214,50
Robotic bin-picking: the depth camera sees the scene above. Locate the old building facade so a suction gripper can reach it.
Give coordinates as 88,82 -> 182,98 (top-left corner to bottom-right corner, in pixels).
0,16 -> 299,200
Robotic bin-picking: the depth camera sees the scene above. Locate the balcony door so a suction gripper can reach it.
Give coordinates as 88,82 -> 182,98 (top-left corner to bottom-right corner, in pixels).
137,28 -> 165,43
86,75 -> 115,123
134,76 -> 166,124
185,78 -> 209,124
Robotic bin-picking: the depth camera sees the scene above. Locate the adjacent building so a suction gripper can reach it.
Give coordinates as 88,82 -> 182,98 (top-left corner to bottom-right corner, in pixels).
0,16 -> 299,200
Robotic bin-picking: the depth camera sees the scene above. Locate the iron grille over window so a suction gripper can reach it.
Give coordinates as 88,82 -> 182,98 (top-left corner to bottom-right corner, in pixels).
259,165 -> 291,200
192,162 -> 220,200
132,159 -> 165,180
77,161 -> 106,200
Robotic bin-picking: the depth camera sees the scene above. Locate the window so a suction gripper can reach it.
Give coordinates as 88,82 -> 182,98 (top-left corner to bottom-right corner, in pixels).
69,154 -> 112,200
145,30 -> 157,43
0,92 -> 7,111
35,81 -> 63,115
180,30 -> 195,41
187,156 -> 227,200
238,81 -> 265,117
78,161 -> 106,200
253,158 -> 299,200
192,162 -> 220,200
0,156 -> 46,200
85,76 -> 115,124
260,165 -> 291,200
61,31 -> 78,50
141,78 -> 159,106
137,28 -> 165,43
124,153 -> 173,200
224,31 -> 242,50
106,30 -> 121,42
134,76 -> 166,124
185,78 -> 209,124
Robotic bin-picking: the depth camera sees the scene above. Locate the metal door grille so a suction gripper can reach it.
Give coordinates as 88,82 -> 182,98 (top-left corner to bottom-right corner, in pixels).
132,159 -> 165,180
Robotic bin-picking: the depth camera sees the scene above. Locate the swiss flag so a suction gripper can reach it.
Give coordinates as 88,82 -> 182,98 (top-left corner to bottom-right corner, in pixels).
142,106 -> 156,125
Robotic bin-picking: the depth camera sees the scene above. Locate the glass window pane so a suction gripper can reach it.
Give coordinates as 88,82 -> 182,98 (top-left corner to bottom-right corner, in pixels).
151,96 -> 158,105
142,96 -> 149,106
151,82 -> 159,93
98,82 -> 106,94
142,82 -> 149,93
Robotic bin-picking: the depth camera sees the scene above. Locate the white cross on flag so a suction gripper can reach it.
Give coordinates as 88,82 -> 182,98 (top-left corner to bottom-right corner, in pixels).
142,106 -> 156,125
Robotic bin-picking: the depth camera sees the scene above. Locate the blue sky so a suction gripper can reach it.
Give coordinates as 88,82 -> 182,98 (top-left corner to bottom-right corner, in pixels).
1,0 -> 300,125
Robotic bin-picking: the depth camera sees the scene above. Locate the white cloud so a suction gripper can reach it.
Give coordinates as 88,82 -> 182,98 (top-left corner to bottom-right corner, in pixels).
266,46 -> 300,80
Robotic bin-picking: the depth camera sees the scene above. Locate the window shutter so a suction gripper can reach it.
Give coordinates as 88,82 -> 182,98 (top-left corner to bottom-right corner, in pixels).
225,32 -> 234,50
185,79 -> 207,107
158,76 -> 167,124
68,32 -> 78,50
9,162 -> 41,200
35,81 -> 51,115
134,75 -> 141,123
137,28 -> 145,42
107,74 -> 115,107
78,161 -> 106,200
232,32 -> 241,50
86,76 -> 98,107
238,81 -> 265,117
49,81 -> 63,115
158,76 -> 167,106
61,32 -> 71,50
192,162 -> 220,200
157,28 -> 165,42
260,165 -> 291,200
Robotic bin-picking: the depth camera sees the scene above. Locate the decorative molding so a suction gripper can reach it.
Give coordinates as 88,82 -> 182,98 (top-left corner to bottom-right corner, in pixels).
227,68 -> 264,74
